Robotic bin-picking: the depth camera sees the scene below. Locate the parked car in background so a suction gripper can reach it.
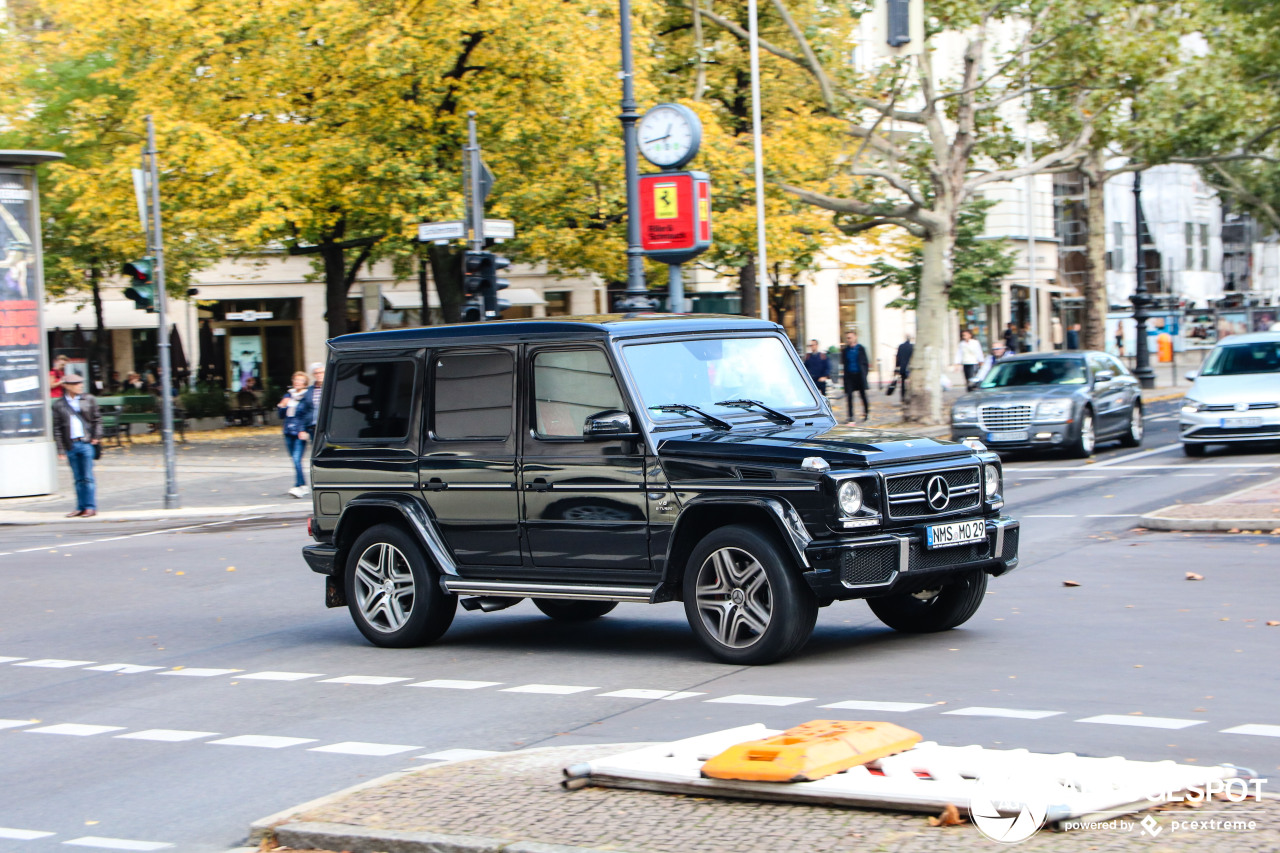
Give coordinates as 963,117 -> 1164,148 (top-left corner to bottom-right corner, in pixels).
1180,332 -> 1280,457
950,351 -> 1143,458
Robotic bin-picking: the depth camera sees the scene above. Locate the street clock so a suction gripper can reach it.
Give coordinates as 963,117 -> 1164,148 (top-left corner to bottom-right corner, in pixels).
637,103 -> 702,170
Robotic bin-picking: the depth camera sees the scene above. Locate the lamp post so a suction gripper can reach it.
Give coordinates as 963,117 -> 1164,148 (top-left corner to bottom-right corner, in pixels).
615,0 -> 655,311
1131,169 -> 1155,389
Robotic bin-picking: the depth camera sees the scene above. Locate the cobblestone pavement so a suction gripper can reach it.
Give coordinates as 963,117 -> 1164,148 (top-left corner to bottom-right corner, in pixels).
274,745 -> 1279,853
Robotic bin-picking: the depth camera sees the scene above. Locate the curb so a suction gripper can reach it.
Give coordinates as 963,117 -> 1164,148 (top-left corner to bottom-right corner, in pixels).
0,503 -> 308,526
269,821 -> 620,853
1138,515 -> 1280,532
249,766 -> 421,843
1143,390 -> 1186,403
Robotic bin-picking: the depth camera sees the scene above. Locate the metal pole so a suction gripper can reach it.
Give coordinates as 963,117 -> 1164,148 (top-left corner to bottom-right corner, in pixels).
186,294 -> 196,390
1131,169 -> 1155,389
616,0 -> 652,310
1024,137 -> 1038,352
466,112 -> 484,254
668,264 -> 684,312
145,115 -> 179,509
748,0 -> 769,321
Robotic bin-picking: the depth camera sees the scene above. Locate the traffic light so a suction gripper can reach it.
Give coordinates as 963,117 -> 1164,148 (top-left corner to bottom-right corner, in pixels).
483,254 -> 510,318
122,257 -> 156,312
462,295 -> 484,323
463,251 -> 487,298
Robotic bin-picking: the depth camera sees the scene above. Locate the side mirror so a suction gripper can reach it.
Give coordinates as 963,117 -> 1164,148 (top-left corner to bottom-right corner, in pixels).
1184,370 -> 1198,382
1094,371 -> 1114,383
583,409 -> 639,440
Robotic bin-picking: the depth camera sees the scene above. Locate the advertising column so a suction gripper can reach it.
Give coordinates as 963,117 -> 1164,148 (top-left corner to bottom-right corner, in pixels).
0,152 -> 64,498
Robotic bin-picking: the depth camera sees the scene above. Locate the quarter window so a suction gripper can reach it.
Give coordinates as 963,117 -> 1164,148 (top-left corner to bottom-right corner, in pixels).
533,349 -> 626,438
433,350 -> 514,440
328,360 -> 416,441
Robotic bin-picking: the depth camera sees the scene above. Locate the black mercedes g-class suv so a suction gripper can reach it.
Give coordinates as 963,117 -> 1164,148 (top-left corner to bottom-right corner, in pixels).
302,315 -> 1019,664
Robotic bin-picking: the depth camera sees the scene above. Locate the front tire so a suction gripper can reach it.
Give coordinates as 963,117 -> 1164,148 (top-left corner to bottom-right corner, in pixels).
1119,402 -> 1144,447
683,525 -> 817,665
1069,407 -> 1096,458
344,523 -> 456,648
1183,442 -> 1207,457
533,599 -> 618,621
868,569 -> 988,633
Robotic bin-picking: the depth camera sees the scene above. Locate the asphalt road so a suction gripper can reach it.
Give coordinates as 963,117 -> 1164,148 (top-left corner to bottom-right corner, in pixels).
1,398 -> 1278,852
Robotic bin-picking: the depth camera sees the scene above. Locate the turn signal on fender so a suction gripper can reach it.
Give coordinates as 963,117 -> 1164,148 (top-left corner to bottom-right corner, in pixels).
700,720 -> 922,783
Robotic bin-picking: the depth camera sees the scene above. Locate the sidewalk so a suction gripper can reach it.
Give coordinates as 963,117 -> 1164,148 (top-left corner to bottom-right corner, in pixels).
1140,476 -> 1280,532
0,426 -> 308,525
249,742 -> 1279,853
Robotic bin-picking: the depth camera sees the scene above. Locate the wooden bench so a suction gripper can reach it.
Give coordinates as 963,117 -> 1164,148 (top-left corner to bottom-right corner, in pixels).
97,394 -> 186,445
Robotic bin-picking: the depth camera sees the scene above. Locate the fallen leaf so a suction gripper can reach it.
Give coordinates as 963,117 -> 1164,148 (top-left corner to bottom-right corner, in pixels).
1229,528 -> 1241,534
226,567 -> 236,572
1063,580 -> 1081,587
1186,572 -> 1204,581
929,803 -> 965,827
1267,621 -> 1279,627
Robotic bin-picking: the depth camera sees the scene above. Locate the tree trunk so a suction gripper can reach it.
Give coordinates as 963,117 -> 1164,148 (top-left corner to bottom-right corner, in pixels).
321,240 -> 348,339
429,244 -> 464,324
89,265 -> 109,389
417,249 -> 432,326
1080,150 -> 1109,351
909,225 -> 953,426
739,256 -> 758,318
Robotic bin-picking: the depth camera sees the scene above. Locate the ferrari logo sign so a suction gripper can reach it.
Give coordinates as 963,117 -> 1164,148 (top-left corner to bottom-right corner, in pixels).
638,171 -> 713,263
654,183 -> 678,219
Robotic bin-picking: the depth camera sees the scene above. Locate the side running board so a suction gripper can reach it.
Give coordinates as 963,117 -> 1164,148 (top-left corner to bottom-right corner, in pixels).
440,578 -> 658,604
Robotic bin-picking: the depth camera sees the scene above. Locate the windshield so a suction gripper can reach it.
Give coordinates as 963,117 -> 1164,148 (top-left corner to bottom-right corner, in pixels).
980,358 -> 1087,388
621,335 -> 819,424
1200,341 -> 1280,376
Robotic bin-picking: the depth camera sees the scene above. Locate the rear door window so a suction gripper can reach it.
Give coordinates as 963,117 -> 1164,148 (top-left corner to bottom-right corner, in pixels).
327,359 -> 417,441
432,350 -> 515,440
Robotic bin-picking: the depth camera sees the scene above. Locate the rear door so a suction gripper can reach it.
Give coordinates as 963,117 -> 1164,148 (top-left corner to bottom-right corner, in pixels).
1087,352 -> 1127,435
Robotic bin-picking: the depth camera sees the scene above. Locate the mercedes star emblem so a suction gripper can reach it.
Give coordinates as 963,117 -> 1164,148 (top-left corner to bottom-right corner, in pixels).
926,475 -> 951,511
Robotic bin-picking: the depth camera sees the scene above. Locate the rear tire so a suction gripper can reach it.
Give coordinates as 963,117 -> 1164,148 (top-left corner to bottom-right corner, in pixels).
868,569 -> 988,633
533,599 -> 618,621
1068,408 -> 1096,458
683,524 -> 817,665
344,523 -> 456,648
1119,402 -> 1144,447
1183,442 -> 1207,457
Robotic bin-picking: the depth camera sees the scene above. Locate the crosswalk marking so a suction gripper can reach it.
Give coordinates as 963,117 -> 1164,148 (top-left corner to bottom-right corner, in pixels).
62,837 -> 173,850
309,741 -> 421,756
86,664 -> 163,674
501,684 -> 596,695
944,707 -> 1063,720
0,719 -> 34,730
15,659 -> 95,669
705,694 -> 813,707
598,689 -> 705,701
0,657 -> 26,664
408,679 -> 502,690
208,734 -> 317,749
1220,724 -> 1280,738
319,675 -> 412,686
820,700 -> 933,713
1077,715 -> 1204,730
238,671 -> 323,682
158,668 -> 240,678
0,827 -> 55,840
116,729 -> 219,742
27,724 -> 126,736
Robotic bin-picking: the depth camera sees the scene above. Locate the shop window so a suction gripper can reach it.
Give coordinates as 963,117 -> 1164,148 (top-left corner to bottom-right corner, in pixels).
545,291 -> 571,316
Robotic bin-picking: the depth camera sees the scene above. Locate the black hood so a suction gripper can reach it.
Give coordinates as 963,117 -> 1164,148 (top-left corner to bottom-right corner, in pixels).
656,424 -> 971,469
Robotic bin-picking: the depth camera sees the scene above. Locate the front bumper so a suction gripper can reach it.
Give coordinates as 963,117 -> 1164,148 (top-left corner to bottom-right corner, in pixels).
951,424 -> 1074,450
1180,409 -> 1280,444
802,516 -> 1020,600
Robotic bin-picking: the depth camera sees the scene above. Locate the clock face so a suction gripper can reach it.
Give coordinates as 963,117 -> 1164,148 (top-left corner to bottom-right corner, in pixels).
638,104 -> 700,169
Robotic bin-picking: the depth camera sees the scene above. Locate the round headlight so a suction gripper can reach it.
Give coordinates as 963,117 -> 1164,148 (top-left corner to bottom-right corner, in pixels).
837,480 -> 863,515
984,465 -> 1001,498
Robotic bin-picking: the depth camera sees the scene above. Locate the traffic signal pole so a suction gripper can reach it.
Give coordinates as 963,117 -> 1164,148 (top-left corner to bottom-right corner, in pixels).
144,116 -> 179,508
466,112 -> 485,256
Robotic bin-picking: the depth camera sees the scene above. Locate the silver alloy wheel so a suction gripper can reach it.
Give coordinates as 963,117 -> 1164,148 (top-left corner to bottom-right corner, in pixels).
1130,406 -> 1144,441
694,546 -> 773,649
352,542 -> 416,633
1080,412 -> 1096,454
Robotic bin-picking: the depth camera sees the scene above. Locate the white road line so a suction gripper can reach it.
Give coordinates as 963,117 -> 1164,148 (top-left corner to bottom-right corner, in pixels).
1086,514 -> 1140,518
501,684 -> 597,695
820,700 -> 933,713
408,679 -> 502,690
238,671 -> 323,682
0,827 -> 55,840
1115,475 -> 1157,479
0,719 -> 33,730
320,675 -> 412,686
86,664 -> 163,674
944,707 -> 1063,720
309,742 -> 422,756
0,517 -> 275,560
1091,443 -> 1182,467
1011,477 -> 1054,480
598,689 -> 705,701
1220,724 -> 1280,738
62,837 -> 173,850
27,724 -> 126,736
0,656 -> 26,664
1175,474 -> 1214,477
14,659 -> 96,668
1066,476 -> 1105,480
116,729 -> 219,742
416,748 -> 503,762
208,734 -> 317,749
1024,514 -> 1076,518
705,694 -> 814,707
1077,715 -> 1204,730
159,668 -> 241,678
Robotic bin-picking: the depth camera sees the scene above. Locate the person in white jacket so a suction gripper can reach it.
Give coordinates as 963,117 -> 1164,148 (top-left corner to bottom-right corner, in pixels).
955,329 -> 985,391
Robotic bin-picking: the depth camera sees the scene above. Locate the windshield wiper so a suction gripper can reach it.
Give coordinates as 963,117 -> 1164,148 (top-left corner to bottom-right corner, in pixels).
715,398 -> 795,426
649,403 -> 731,431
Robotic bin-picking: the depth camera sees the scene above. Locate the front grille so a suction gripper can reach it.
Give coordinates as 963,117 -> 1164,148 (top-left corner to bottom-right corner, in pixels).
1203,402 -> 1280,412
1000,527 -> 1019,562
840,545 -> 898,586
909,536 -> 993,571
885,466 -> 981,519
980,405 -> 1033,431
1187,425 -> 1280,438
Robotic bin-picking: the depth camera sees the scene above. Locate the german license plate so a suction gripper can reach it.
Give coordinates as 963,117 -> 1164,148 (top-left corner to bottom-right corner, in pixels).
987,430 -> 1028,443
926,519 -> 987,549
1220,417 -> 1262,428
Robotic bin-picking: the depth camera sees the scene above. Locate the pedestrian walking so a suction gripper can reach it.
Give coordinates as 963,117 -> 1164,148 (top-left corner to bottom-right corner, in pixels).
976,342 -> 1006,384
309,362 -> 325,421
893,335 -> 913,401
278,370 -> 316,498
49,354 -> 68,398
1003,322 -> 1020,354
840,330 -> 870,424
1066,323 -> 1081,350
803,339 -> 829,397
51,372 -> 101,518
956,329 -> 984,391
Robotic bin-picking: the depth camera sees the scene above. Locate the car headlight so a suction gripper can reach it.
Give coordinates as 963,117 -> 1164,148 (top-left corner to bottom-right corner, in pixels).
1035,399 -> 1072,421
984,465 -> 1002,498
1181,398 -> 1205,414
837,480 -> 863,516
953,403 -> 978,422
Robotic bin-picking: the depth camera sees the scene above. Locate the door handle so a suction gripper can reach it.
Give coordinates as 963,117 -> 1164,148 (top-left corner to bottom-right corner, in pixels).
423,477 -> 448,491
525,477 -> 552,492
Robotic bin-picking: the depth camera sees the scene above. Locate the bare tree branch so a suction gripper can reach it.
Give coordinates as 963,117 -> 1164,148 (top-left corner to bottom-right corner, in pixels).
838,217 -> 924,238
847,168 -> 928,207
1205,163 -> 1280,232
776,182 -> 920,220
769,0 -> 834,113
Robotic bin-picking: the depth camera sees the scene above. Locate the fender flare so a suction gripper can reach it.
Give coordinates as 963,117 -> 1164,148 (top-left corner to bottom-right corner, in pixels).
664,494 -> 813,582
335,493 -> 459,576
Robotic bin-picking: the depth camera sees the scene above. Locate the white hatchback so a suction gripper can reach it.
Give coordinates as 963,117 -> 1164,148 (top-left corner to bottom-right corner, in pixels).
1180,332 -> 1280,456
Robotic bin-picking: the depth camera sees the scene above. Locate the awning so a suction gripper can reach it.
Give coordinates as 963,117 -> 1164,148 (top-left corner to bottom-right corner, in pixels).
43,300 -> 160,330
379,287 -> 547,310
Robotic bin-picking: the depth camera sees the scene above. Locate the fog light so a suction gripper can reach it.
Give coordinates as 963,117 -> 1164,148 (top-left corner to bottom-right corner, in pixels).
1051,434 -> 1063,444
1035,432 -> 1052,440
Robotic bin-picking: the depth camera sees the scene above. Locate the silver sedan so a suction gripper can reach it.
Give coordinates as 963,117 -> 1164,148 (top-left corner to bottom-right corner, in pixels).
1180,332 -> 1280,456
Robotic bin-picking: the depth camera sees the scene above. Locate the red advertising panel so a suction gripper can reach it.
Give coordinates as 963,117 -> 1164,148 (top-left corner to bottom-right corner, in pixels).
0,171 -> 46,439
639,171 -> 711,263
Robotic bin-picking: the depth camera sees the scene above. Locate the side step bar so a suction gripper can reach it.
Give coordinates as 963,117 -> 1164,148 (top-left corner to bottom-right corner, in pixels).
441,578 -> 658,603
